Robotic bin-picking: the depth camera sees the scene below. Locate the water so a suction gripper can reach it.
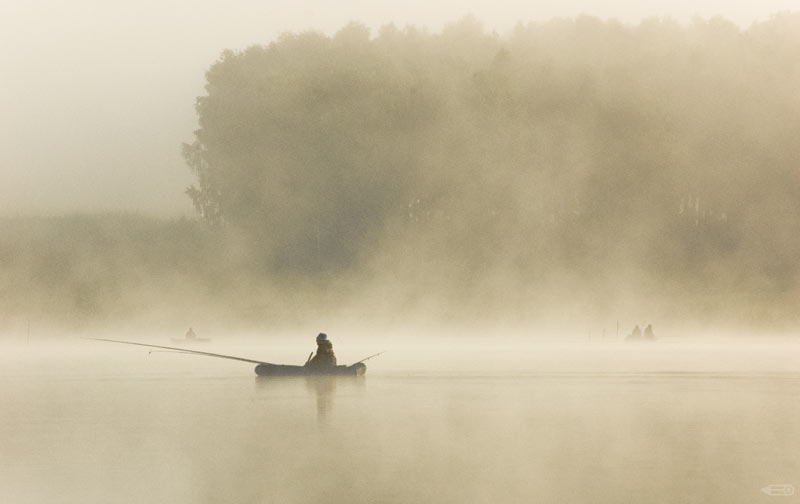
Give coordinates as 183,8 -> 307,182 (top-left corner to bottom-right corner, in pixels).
1,339 -> 799,503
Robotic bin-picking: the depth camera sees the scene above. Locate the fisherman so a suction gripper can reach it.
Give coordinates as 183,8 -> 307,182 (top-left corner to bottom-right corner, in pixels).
306,333 -> 337,368
185,327 -> 197,340
626,325 -> 642,341
643,324 -> 656,341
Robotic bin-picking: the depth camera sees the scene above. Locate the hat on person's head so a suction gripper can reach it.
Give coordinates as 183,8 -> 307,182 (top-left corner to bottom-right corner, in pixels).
316,333 -> 328,341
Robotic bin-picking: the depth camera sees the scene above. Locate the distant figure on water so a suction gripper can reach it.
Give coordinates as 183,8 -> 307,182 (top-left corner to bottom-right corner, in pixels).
306,333 -> 337,368
171,327 -> 208,343
626,324 -> 656,342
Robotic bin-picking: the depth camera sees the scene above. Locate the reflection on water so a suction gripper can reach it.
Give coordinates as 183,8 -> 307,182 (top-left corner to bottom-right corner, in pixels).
0,342 -> 798,503
254,376 -> 366,422
305,376 -> 336,420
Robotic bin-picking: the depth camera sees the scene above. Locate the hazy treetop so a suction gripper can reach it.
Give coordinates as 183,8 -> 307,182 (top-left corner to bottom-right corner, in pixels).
1,11 -> 799,332
1,1 -> 797,215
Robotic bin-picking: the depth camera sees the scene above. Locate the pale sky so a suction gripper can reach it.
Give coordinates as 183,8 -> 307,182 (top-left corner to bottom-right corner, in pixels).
1,0 -> 798,215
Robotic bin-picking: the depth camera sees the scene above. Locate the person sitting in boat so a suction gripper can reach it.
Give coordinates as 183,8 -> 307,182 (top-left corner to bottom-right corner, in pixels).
625,325 -> 642,341
643,324 -> 655,341
306,333 -> 337,368
185,327 -> 197,340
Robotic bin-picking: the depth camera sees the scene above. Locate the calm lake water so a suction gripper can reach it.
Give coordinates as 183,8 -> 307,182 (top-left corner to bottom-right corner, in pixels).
1,338 -> 798,503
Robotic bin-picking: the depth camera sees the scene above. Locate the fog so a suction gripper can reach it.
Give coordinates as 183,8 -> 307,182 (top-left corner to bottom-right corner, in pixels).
1,1 -> 798,214
2,4 -> 799,503
2,9 -> 799,334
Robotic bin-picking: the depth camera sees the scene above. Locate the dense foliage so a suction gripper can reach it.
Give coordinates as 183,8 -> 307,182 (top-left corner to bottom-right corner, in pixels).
181,15 -> 800,325
3,16 -> 798,332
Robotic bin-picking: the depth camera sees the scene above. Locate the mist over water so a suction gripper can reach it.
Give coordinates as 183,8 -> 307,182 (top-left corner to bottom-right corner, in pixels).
2,5 -> 800,503
1,337 -> 798,504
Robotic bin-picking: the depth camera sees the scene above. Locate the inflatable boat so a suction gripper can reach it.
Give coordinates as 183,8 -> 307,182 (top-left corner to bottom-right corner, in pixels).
254,362 -> 366,376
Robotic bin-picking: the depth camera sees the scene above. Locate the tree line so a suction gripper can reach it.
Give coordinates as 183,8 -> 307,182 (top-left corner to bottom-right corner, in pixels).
2,15 -> 798,332
182,15 -> 800,326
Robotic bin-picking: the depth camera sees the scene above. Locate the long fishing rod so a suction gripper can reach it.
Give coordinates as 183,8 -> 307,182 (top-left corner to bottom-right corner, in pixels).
356,351 -> 385,363
85,337 -> 269,365
87,338 -> 379,376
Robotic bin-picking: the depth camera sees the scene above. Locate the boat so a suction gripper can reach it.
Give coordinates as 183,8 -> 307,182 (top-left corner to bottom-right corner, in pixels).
172,328 -> 210,343
254,362 -> 366,376
86,337 -> 375,376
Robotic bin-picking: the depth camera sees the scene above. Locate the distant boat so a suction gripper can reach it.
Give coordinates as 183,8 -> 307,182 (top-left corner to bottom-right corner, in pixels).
174,327 -> 209,343
626,324 -> 656,342
86,338 -> 373,376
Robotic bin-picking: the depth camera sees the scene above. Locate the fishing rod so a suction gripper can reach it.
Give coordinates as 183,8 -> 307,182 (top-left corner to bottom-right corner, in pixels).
85,337 -> 268,364
86,337 -> 376,377
356,351 -> 385,363
150,347 -> 385,366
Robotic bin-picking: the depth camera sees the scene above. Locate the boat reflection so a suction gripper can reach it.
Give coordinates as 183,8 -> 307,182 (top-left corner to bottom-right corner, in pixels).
305,376 -> 337,420
254,375 -> 365,422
